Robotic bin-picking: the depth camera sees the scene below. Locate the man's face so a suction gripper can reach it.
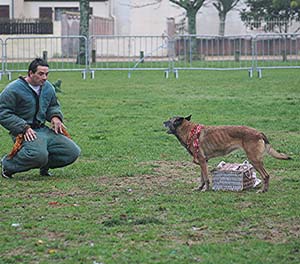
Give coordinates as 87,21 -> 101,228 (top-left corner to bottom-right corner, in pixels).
29,65 -> 49,86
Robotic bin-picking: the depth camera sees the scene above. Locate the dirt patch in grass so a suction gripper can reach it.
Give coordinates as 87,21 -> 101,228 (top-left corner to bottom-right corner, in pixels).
94,160 -> 299,245
95,160 -> 201,192
232,220 -> 300,244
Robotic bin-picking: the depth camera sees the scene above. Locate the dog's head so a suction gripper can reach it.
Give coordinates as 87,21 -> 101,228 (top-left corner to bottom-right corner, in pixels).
163,115 -> 192,134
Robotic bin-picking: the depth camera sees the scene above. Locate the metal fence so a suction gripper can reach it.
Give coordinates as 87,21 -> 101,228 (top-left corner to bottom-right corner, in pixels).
2,35 -> 88,79
0,38 -> 4,80
89,35 -> 171,78
172,34 -> 254,77
0,34 -> 299,80
254,33 -> 300,77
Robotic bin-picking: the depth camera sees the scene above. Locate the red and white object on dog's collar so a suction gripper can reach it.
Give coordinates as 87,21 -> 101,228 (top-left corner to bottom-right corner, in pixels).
188,124 -> 204,161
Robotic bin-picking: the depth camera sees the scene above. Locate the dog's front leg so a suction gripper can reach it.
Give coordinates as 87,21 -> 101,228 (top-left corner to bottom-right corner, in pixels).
194,170 -> 205,191
195,158 -> 210,192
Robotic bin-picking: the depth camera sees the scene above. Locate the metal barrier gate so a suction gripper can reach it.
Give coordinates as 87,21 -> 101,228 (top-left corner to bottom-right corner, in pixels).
172,35 -> 254,77
3,35 -> 88,79
89,35 -> 171,78
254,33 -> 300,77
0,34 -> 300,80
0,38 -> 4,80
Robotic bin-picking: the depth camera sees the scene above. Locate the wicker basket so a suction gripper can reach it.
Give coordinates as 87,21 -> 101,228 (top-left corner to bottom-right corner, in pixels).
212,161 -> 257,191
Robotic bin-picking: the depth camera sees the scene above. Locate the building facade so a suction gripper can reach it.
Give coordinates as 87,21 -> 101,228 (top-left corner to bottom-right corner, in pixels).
1,0 -> 299,36
0,0 -> 251,36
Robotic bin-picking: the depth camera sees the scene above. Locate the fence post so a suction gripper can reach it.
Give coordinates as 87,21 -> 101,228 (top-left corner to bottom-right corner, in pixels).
248,69 -> 253,78
168,36 -> 174,76
251,35 -> 257,76
90,70 -> 95,79
42,50 -> 48,62
81,71 -> 86,80
140,51 -> 144,63
257,68 -> 262,78
164,70 -> 169,79
234,50 -> 240,62
174,69 -> 178,79
92,49 -> 96,63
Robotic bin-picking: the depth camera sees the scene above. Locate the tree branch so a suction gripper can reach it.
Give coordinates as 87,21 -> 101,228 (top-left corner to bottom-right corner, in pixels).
170,0 -> 187,9
129,0 -> 162,8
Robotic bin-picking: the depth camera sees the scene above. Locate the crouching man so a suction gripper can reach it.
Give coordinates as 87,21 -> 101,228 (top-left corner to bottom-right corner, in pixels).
0,58 -> 80,178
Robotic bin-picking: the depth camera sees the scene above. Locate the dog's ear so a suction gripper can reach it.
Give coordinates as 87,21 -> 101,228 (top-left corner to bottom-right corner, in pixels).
185,115 -> 192,121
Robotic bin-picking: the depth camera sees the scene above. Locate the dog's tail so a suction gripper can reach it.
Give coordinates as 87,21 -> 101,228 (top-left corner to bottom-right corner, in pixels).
267,147 -> 291,160
262,133 -> 291,160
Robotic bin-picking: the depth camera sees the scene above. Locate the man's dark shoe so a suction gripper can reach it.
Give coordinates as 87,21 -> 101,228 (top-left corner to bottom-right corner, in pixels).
1,159 -> 13,179
40,169 -> 53,177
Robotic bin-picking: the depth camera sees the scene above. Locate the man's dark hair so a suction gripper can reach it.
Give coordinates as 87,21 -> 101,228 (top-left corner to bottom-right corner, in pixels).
28,58 -> 49,74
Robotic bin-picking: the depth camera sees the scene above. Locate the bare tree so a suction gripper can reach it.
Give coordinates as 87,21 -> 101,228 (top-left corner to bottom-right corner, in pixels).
130,0 -> 207,35
129,0 -> 162,8
169,0 -> 207,35
211,0 -> 241,36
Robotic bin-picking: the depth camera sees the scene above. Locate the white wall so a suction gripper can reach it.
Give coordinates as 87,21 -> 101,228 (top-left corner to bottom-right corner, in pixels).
7,0 -> 299,37
129,0 -> 180,36
116,0 -> 247,36
197,3 -> 247,36
113,0 -> 131,35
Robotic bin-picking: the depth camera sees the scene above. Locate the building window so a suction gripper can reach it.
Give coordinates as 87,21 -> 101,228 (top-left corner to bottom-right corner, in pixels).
0,5 -> 9,19
54,7 -> 93,21
54,7 -> 79,21
39,7 -> 53,22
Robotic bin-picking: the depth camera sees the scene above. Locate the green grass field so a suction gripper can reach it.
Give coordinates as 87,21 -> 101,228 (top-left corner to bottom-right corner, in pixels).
0,69 -> 299,263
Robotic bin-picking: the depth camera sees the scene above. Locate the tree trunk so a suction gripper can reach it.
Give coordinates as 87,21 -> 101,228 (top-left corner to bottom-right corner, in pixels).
187,8 -> 197,35
187,8 -> 198,58
78,0 -> 89,65
218,12 -> 226,36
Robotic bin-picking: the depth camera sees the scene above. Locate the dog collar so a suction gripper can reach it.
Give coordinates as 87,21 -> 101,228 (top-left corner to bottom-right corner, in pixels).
188,124 -> 204,161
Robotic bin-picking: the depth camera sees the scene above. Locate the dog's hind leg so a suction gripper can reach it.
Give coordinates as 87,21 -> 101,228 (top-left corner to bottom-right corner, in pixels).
244,139 -> 270,192
251,161 -> 270,193
247,152 -> 270,192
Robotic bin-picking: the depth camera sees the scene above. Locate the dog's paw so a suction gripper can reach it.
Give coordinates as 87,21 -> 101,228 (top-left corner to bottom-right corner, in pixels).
193,183 -> 206,192
193,187 -> 202,192
193,186 -> 209,192
256,188 -> 268,194
201,187 -> 209,192
194,183 -> 204,191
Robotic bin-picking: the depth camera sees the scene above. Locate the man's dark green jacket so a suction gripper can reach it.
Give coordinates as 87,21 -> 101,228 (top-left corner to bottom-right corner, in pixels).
0,77 -> 63,136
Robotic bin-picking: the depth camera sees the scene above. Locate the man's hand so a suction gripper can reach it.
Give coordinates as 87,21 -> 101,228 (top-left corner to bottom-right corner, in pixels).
24,127 -> 37,141
51,116 -> 64,134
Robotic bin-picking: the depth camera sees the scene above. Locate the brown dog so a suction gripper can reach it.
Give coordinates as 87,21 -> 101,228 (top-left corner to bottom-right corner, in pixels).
163,115 -> 291,193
